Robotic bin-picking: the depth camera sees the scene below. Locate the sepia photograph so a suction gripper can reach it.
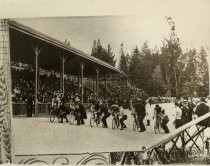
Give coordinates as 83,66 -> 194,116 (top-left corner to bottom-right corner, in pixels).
0,0 -> 210,164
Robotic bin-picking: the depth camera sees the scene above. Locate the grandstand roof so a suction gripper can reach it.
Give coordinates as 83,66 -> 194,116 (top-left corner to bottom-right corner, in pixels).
8,20 -> 125,76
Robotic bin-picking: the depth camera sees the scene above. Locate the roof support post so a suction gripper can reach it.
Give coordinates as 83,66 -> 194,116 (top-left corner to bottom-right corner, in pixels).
105,74 -> 107,98
96,68 -> 99,99
32,45 -> 41,117
59,54 -> 67,94
92,76 -> 95,94
78,73 -> 80,94
119,74 -> 122,87
80,61 -> 85,104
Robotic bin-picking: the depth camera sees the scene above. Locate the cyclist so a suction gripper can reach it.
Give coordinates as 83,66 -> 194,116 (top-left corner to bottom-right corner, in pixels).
51,94 -> 60,114
58,93 -> 69,123
153,104 -> 162,134
90,99 -> 101,123
119,101 -> 127,130
110,101 -> 120,122
101,100 -> 110,128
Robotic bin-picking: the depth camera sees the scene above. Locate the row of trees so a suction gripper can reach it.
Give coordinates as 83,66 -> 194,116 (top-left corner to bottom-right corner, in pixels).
90,17 -> 209,97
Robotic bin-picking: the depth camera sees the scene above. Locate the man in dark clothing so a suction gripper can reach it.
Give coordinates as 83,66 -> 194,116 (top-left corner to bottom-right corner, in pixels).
134,99 -> 146,132
74,98 -> 87,125
27,94 -> 33,117
59,95 -> 69,123
181,101 -> 189,125
187,100 -> 196,123
161,109 -> 169,133
101,101 -> 110,128
195,98 -> 210,126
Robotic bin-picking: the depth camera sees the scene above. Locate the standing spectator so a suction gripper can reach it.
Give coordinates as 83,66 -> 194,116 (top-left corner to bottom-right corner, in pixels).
161,109 -> 169,134
142,147 -> 149,165
205,137 -> 210,156
74,98 -> 86,125
134,99 -> 146,132
181,100 -> 189,125
187,99 -> 196,123
174,102 -> 182,129
195,98 -> 210,126
27,93 -> 33,117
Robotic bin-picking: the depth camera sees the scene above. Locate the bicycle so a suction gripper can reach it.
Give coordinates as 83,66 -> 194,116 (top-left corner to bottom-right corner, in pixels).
90,111 -> 101,127
133,113 -> 140,132
69,110 -> 81,125
49,107 -> 62,123
154,114 -> 162,134
112,112 -> 120,129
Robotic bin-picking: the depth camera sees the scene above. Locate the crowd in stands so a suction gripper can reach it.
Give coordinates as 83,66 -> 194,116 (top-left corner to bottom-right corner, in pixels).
12,63 -> 144,105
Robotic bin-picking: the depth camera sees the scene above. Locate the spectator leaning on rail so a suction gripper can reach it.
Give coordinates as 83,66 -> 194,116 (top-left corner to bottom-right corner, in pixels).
195,97 -> 210,126
174,102 -> 182,129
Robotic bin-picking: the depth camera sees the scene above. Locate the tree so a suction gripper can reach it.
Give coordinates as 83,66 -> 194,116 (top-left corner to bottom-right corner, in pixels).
91,39 -> 116,67
119,43 -> 130,75
148,65 -> 167,96
129,46 -> 141,84
160,17 -> 182,97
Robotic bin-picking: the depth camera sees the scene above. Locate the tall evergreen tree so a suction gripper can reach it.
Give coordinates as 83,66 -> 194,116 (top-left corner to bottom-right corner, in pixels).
119,43 -> 129,75
91,39 -> 116,67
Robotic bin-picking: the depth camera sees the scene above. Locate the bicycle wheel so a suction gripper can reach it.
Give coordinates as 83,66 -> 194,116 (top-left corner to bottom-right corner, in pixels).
133,119 -> 137,132
69,111 -> 76,125
112,118 -> 116,129
57,115 -> 62,123
49,109 -> 56,122
90,114 -> 96,127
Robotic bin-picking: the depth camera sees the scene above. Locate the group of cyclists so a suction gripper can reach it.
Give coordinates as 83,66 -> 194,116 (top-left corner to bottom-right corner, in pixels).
49,92 -> 164,133
50,92 -> 210,135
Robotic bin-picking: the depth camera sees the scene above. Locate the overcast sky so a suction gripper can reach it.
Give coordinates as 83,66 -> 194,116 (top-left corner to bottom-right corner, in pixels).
1,0 -> 210,65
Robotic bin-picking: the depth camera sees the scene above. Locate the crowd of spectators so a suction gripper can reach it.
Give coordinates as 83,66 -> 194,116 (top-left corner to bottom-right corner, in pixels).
11,62 -> 145,105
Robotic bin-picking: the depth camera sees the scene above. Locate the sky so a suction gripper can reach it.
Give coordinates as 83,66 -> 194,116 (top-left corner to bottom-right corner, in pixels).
1,0 -> 210,65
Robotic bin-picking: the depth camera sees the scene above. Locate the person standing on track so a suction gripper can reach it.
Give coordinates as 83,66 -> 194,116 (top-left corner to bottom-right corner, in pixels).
27,93 -> 34,117
74,97 -> 87,125
195,97 -> 210,126
134,99 -> 146,132
161,109 -> 170,134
